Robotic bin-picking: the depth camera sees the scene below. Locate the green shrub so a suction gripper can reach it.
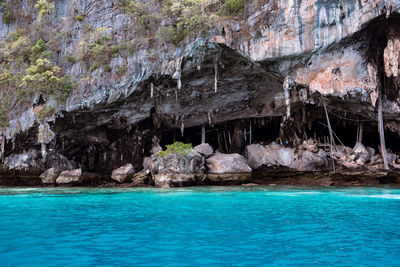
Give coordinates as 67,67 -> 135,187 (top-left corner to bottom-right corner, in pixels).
104,64 -> 112,72
2,4 -> 15,24
117,63 -> 128,76
224,0 -> 244,15
158,142 -> 193,158
89,61 -> 100,72
74,14 -> 84,21
34,0 -> 55,22
66,54 -> 76,63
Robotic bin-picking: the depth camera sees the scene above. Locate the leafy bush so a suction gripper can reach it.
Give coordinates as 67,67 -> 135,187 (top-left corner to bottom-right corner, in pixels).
158,142 -> 193,158
34,0 -> 54,22
2,4 -> 15,24
224,0 -> 244,15
74,14 -> 84,21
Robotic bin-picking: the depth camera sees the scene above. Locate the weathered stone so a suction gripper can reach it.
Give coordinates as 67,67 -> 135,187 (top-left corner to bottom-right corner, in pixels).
40,168 -> 60,184
150,149 -> 205,187
55,169 -> 99,185
301,150 -> 326,171
4,150 -> 44,171
111,163 -> 135,183
353,142 -> 370,164
153,173 -> 206,188
302,139 -> 318,153
244,144 -> 268,169
131,169 -> 149,185
276,148 -> 295,167
207,153 -> 252,174
207,173 -> 251,185
194,143 -> 213,158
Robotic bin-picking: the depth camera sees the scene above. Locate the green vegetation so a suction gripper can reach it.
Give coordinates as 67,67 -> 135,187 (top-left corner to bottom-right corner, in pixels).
119,0 -> 245,44
0,30 -> 73,126
158,142 -> 193,158
34,0 -> 55,22
2,2 -> 15,24
78,27 -> 119,72
224,0 -> 244,15
117,62 -> 128,76
74,14 -> 84,21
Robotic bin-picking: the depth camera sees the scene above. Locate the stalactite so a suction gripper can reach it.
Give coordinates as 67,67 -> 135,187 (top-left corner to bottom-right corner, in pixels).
201,125 -> 206,144
207,111 -> 212,126
0,135 -> 4,162
180,117 -> 185,137
41,143 -> 47,163
173,56 -> 184,90
283,76 -> 295,120
244,128 -> 247,142
249,121 -> 252,145
150,82 -> 154,98
214,60 -> 218,93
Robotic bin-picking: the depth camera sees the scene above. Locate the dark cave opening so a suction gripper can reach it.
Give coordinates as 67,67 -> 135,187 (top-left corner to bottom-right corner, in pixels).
160,116 -> 282,153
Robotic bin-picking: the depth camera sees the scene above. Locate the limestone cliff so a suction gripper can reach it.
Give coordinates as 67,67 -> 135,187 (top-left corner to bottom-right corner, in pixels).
1,0 -> 400,179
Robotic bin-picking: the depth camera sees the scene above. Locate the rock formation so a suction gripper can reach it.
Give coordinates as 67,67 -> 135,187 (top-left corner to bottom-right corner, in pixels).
1,1 -> 400,186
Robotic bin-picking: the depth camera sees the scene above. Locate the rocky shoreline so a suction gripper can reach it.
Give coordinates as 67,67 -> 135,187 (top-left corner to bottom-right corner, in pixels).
2,139 -> 400,188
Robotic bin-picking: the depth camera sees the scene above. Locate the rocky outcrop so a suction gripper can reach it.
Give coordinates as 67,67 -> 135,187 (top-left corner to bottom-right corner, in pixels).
2,1 -> 400,185
206,153 -> 252,184
194,143 -> 213,158
40,168 -> 60,184
149,150 -> 205,188
111,164 -> 135,183
55,169 -> 100,185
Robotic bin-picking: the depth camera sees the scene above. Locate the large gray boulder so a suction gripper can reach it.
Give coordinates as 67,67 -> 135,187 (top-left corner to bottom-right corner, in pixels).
56,169 -> 99,185
353,142 -> 370,163
244,144 -> 268,169
206,153 -> 252,184
194,143 -> 213,158
150,149 -> 205,188
111,163 -> 135,183
40,167 -> 60,184
4,149 -> 43,170
301,150 -> 326,171
207,153 -> 252,174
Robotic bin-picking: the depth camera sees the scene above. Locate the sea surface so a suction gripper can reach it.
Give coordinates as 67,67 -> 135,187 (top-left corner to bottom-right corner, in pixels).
0,186 -> 399,266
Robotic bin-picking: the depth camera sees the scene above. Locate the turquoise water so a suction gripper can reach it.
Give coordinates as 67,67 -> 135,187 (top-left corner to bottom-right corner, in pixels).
0,187 -> 400,266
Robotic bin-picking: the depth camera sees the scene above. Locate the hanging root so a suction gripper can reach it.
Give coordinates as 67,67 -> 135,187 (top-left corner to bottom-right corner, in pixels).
283,76 -> 295,120
214,60 -> 218,93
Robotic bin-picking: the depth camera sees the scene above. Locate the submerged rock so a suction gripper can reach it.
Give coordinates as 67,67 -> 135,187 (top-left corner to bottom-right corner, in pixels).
111,163 -> 135,183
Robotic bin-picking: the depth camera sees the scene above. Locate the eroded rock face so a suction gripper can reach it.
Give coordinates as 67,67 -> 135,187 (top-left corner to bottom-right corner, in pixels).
40,168 -> 60,184
111,164 -> 135,183
207,153 -> 252,174
2,0 -> 400,180
150,150 -> 205,188
55,169 -> 100,185
194,143 -> 214,158
4,150 -> 43,171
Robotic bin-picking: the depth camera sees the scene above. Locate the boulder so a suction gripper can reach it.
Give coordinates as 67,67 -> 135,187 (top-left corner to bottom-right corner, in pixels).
245,144 -> 268,169
56,169 -> 99,185
150,149 -> 205,188
4,150 -> 44,171
111,163 -> 135,183
353,142 -> 370,163
207,153 -> 252,173
46,153 -> 75,171
276,148 -> 295,167
194,143 -> 213,158
40,168 -> 60,184
131,169 -> 149,185
301,150 -> 326,170
153,173 -> 205,188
